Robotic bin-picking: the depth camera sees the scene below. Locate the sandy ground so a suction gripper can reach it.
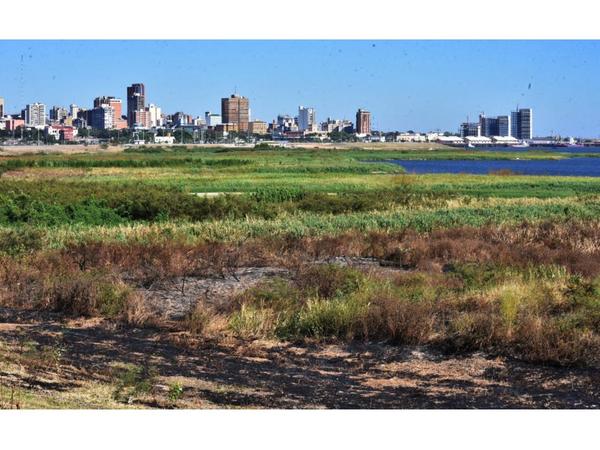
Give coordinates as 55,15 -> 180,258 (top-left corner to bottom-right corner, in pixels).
1,307 -> 599,409
0,141 -> 448,156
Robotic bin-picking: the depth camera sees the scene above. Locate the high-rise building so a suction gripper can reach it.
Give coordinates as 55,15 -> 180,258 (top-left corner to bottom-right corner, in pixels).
221,94 -> 249,133
298,106 -> 316,132
93,97 -> 127,129
0,97 -> 4,117
127,83 -> 146,127
460,122 -> 481,137
146,104 -> 162,128
70,104 -> 79,118
24,103 -> 47,128
356,109 -> 371,135
205,111 -> 222,127
90,105 -> 114,130
497,115 -> 511,137
479,114 -> 498,137
511,108 -> 533,140
50,106 -> 68,123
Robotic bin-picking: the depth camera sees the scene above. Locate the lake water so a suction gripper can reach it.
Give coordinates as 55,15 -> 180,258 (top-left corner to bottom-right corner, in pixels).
389,157 -> 600,177
473,146 -> 600,154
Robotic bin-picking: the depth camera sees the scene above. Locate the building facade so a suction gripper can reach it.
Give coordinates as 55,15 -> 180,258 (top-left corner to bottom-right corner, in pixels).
90,105 -> 114,130
205,112 -> 222,127
355,109 -> 371,135
0,97 -> 4,117
127,83 -> 146,128
248,120 -> 268,135
460,122 -> 481,138
511,108 -> 533,140
221,94 -> 249,133
24,103 -> 47,128
298,106 -> 316,132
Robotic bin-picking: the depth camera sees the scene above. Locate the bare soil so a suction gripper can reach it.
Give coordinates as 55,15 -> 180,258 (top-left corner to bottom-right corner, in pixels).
1,307 -> 599,409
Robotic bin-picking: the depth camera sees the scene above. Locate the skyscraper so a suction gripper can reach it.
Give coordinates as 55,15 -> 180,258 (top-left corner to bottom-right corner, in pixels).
497,115 -> 511,137
356,109 -> 371,135
0,97 -> 4,117
511,108 -> 533,140
24,103 -> 47,128
90,105 -> 114,130
298,106 -> 316,132
221,94 -> 249,132
127,83 -> 146,128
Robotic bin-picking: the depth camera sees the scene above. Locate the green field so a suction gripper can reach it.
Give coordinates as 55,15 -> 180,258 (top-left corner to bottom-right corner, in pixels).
1,145 -> 599,386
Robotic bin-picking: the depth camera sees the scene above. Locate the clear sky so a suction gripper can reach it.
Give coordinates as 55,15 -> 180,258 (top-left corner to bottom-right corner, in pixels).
0,40 -> 599,136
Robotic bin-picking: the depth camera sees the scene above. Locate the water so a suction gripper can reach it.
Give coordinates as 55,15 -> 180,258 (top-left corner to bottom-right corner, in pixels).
474,145 -> 600,154
389,157 -> 600,177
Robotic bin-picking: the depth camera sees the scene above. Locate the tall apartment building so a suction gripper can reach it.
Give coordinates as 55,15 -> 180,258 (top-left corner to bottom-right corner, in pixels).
24,103 -> 47,128
479,113 -> 512,137
70,104 -> 79,118
127,83 -> 146,127
355,109 -> 371,135
511,108 -> 533,140
147,104 -> 162,128
50,106 -> 68,123
221,94 -> 249,133
0,97 -> 4,117
497,115 -> 511,137
205,111 -> 222,127
90,105 -> 114,130
298,106 -> 316,132
93,97 -> 127,129
460,122 -> 481,137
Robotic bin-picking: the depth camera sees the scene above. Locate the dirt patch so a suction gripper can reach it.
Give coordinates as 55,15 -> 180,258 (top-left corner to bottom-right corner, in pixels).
0,307 -> 598,409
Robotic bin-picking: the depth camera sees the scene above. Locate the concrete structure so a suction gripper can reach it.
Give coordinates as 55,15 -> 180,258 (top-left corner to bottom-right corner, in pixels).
248,120 -> 268,135
127,83 -> 146,127
70,104 -> 79,118
205,112 -> 222,127
465,135 -> 492,145
50,106 -> 68,123
146,104 -> 162,128
479,113 -> 511,137
355,109 -> 371,135
497,115 -> 511,137
298,106 -> 316,132
460,122 -> 480,138
221,94 -> 249,133
90,105 -> 114,130
396,133 -> 427,142
0,97 -> 4,117
436,135 -> 464,145
24,103 -> 47,128
511,108 -> 533,140
46,125 -> 77,142
491,135 -> 519,145
154,135 -> 175,145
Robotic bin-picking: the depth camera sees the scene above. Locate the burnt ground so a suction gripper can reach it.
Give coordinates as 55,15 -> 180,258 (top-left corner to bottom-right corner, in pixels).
0,307 -> 599,409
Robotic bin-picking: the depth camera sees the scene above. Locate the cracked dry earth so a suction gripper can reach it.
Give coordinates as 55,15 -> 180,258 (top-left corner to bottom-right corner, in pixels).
1,307 -> 599,409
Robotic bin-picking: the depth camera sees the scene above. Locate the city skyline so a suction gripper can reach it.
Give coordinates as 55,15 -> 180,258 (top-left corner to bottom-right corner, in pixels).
0,40 -> 599,136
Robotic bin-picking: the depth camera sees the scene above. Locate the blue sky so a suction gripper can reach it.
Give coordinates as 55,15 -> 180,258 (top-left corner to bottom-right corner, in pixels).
0,40 -> 598,136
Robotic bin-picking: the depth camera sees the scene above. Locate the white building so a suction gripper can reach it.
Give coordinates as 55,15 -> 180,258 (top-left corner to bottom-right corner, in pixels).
298,106 -> 316,132
154,136 -> 175,145
491,136 -> 519,145
24,103 -> 47,128
436,135 -> 464,145
205,111 -> 222,127
396,133 -> 427,142
70,104 -> 79,118
147,104 -> 163,128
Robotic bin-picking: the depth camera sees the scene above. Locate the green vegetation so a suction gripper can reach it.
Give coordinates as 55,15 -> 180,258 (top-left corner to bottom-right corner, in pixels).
0,145 -> 599,370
